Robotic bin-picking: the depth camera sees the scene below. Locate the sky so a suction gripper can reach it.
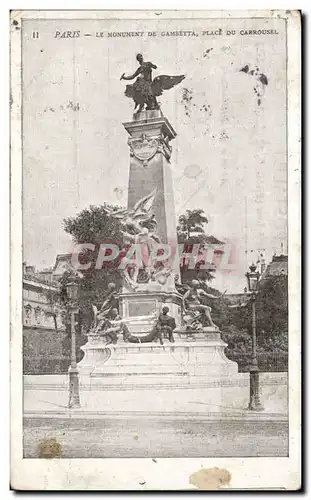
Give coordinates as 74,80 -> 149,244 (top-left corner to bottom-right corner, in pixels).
22,16 -> 287,292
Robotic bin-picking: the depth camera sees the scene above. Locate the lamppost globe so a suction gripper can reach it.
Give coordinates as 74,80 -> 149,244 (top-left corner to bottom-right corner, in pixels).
246,263 -> 260,292
66,280 -> 79,301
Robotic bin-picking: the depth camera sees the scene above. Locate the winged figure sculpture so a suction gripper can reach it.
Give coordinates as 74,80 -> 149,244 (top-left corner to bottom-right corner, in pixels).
107,189 -> 164,289
107,188 -> 158,237
120,53 -> 185,112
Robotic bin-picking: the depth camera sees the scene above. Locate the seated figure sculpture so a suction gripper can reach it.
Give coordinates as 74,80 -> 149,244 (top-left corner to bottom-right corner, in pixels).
98,318 -> 119,345
155,306 -> 176,345
91,308 -> 131,345
108,308 -> 131,342
92,282 -> 119,335
182,279 -> 221,330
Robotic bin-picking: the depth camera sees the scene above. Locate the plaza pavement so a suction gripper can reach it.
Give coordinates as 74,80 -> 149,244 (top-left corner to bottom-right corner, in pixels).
24,372 -> 288,421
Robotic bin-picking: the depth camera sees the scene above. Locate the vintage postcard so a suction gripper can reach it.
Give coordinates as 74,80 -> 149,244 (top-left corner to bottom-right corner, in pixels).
10,10 -> 301,490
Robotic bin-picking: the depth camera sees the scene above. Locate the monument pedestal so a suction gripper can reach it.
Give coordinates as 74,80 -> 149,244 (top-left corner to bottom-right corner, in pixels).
119,289 -> 182,333
77,329 -> 238,386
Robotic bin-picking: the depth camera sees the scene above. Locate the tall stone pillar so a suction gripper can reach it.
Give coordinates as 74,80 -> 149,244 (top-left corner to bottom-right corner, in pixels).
119,109 -> 182,333
123,109 -> 179,251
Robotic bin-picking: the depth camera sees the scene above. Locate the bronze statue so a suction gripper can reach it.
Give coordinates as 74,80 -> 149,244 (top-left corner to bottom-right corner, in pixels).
155,306 -> 176,344
109,308 -> 131,342
92,282 -> 119,334
120,53 -> 185,112
97,317 -> 119,344
108,189 -> 172,289
182,279 -> 222,329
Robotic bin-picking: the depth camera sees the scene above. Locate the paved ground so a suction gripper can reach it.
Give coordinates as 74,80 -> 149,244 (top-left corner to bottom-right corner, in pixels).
24,373 -> 288,416
23,373 -> 288,458
23,417 -> 288,458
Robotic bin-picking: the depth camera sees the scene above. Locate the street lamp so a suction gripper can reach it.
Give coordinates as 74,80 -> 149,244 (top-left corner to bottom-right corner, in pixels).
66,280 -> 80,408
245,263 -> 264,411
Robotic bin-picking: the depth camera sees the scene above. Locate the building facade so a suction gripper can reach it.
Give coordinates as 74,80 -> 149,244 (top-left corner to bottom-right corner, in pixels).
23,265 -> 67,374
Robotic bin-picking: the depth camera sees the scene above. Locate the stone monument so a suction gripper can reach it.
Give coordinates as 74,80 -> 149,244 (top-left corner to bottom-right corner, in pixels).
119,107 -> 183,334
78,54 -> 238,384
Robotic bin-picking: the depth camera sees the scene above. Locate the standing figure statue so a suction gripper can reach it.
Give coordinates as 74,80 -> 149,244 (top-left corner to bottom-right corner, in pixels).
136,220 -> 161,282
182,279 -> 223,329
120,53 -> 185,113
108,189 -> 173,289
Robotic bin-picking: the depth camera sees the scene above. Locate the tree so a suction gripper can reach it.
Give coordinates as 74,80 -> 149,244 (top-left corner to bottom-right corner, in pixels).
64,204 -> 124,246
255,274 -> 288,350
221,325 -> 252,354
222,273 -> 288,354
177,209 -> 224,285
177,209 -> 208,240
63,204 -> 125,322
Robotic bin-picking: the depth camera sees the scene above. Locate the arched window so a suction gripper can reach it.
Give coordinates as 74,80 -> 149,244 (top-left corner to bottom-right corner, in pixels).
24,304 -> 32,325
34,307 -> 42,324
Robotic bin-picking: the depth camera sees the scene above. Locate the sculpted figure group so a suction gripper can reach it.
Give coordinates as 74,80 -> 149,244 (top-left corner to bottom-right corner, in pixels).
90,276 -> 224,346
108,189 -> 173,291
91,282 -> 176,346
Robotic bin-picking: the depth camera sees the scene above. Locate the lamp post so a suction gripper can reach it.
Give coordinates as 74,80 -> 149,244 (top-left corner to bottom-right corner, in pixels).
245,263 -> 264,411
66,280 -> 80,408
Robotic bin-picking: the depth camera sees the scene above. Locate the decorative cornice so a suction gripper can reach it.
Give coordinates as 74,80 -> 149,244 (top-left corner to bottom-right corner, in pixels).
123,115 -> 177,142
23,276 -> 59,290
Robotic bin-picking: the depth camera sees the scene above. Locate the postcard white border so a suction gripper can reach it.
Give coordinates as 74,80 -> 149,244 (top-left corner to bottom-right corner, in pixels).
10,9 -> 301,490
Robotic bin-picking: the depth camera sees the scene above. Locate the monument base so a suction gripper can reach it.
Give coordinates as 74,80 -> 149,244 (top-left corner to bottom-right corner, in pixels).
119,290 -> 182,333
78,329 -> 238,386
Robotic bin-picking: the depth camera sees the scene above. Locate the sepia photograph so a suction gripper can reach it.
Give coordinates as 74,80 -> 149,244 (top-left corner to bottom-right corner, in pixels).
10,9 -> 301,490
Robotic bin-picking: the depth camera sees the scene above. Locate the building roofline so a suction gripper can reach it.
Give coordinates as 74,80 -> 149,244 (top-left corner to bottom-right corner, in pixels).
23,277 -> 59,290
52,253 -> 72,271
